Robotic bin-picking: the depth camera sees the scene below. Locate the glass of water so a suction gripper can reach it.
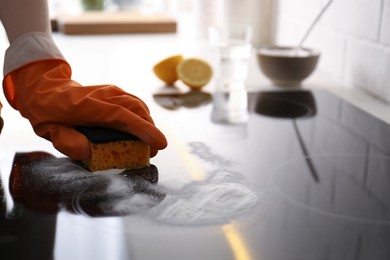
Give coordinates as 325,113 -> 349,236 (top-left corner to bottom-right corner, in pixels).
208,24 -> 253,124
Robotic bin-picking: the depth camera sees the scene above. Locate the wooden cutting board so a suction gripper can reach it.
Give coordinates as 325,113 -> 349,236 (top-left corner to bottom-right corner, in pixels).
54,11 -> 177,35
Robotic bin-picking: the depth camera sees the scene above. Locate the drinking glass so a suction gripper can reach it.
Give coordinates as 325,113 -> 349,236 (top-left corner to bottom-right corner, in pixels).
209,24 -> 253,124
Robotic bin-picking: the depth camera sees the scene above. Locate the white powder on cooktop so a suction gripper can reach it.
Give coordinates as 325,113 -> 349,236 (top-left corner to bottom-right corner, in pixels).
144,142 -> 260,226
24,141 -> 260,225
151,180 -> 259,226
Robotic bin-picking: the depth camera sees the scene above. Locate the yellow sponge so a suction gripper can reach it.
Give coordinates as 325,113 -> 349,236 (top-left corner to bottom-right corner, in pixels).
75,126 -> 150,172
86,140 -> 150,172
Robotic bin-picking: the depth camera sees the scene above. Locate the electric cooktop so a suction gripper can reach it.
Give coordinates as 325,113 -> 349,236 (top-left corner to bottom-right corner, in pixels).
1,89 -> 390,260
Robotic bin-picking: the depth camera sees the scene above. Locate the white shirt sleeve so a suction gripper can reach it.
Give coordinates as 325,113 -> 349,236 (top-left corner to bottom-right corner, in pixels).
3,32 -> 64,76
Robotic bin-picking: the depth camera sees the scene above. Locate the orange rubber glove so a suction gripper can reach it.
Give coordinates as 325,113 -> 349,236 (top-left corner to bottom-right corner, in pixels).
3,34 -> 167,160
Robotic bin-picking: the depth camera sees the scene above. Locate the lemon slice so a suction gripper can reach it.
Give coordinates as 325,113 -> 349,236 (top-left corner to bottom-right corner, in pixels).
153,54 -> 184,85
177,58 -> 213,89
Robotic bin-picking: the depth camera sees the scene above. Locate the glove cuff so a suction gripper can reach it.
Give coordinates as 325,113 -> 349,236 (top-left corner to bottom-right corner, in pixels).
3,32 -> 64,77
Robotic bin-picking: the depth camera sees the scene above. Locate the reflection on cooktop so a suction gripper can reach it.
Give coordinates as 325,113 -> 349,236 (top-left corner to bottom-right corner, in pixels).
248,90 -> 390,260
254,90 -> 316,118
252,90 -> 320,181
9,152 -> 164,216
271,154 -> 390,224
153,87 -> 212,110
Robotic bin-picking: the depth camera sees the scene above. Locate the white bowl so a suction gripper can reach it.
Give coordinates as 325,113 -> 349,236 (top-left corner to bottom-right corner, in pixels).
257,46 -> 321,86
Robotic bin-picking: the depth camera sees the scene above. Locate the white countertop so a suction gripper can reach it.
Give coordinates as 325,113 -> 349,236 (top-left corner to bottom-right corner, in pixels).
48,31 -> 387,126
1,31 -> 389,135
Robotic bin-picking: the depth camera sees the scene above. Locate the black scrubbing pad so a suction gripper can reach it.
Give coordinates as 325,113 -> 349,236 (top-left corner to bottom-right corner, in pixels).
75,126 -> 140,144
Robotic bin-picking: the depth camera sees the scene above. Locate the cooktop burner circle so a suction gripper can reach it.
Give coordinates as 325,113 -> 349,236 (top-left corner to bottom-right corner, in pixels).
270,154 -> 390,225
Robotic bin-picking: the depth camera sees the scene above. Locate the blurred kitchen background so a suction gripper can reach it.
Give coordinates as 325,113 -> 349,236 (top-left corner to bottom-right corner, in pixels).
1,0 -> 389,104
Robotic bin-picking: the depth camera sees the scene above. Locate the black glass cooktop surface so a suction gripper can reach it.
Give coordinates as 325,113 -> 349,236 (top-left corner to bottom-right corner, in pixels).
1,89 -> 390,260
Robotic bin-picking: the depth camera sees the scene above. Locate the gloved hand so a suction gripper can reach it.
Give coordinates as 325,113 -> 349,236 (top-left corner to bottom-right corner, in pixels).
3,33 -> 167,160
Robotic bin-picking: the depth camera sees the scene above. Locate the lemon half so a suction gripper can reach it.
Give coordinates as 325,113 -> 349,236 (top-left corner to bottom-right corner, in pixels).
153,54 -> 184,85
177,58 -> 213,89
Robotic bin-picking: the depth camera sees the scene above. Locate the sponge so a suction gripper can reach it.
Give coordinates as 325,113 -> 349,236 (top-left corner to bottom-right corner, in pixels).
75,126 -> 150,172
